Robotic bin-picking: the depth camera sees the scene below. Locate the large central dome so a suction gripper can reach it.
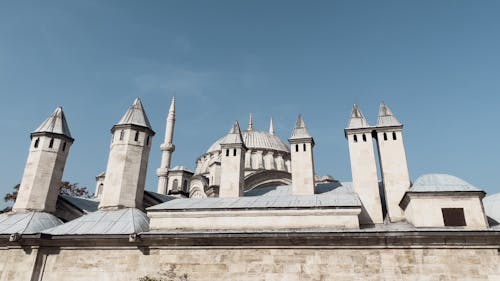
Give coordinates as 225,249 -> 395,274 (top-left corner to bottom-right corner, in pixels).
207,130 -> 290,154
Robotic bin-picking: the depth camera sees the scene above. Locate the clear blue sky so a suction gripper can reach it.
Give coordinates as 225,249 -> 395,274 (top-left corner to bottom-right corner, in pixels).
1,1 -> 499,208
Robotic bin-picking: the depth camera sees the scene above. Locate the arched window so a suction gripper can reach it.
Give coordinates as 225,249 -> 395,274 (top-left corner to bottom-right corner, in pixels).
353,135 -> 358,143
49,138 -> 54,148
362,134 -> 367,142
303,143 -> 306,151
172,179 -> 179,191
383,132 -> 387,141
233,149 -> 236,156
226,149 -> 229,157
119,130 -> 124,141
392,132 -> 397,140
62,142 -> 67,152
34,138 -> 39,148
295,144 -> 299,152
134,131 -> 139,141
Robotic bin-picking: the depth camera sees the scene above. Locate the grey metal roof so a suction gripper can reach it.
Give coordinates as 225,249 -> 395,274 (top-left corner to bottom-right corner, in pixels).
410,174 -> 483,192
60,195 -> 99,213
346,104 -> 371,129
0,212 -> 62,234
44,208 -> 149,235
376,103 -> 401,127
208,129 -> 289,154
148,182 -> 361,211
484,193 -> 500,227
144,191 -> 178,203
290,114 -> 313,140
220,121 -> 245,145
117,98 -> 153,130
169,166 -> 194,173
33,107 -> 72,138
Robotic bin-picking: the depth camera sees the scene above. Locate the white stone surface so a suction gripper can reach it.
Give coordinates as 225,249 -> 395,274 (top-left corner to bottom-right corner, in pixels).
156,97 -> 176,194
289,115 -> 315,196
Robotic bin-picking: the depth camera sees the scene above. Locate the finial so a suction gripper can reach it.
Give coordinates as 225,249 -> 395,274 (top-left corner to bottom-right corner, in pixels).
248,113 -> 254,131
169,96 -> 176,113
295,114 -> 306,128
269,117 -> 275,135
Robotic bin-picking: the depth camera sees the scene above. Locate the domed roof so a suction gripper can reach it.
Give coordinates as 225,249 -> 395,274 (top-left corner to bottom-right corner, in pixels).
411,174 -> 482,192
207,130 -> 290,154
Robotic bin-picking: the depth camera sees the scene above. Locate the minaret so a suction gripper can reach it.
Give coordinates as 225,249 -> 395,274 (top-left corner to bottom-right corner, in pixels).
13,107 -> 74,213
289,115 -> 315,195
219,121 -> 247,198
375,103 -> 410,222
345,105 -> 383,225
156,96 -> 176,194
99,98 -> 155,210
269,117 -> 275,135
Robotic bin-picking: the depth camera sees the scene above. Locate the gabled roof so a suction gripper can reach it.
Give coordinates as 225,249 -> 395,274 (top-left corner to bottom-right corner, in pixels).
33,107 -> 72,139
44,208 -> 149,235
117,98 -> 153,130
221,121 -> 245,145
0,212 -> 62,234
377,103 -> 401,127
290,114 -> 313,140
148,182 -> 361,211
346,104 -> 370,129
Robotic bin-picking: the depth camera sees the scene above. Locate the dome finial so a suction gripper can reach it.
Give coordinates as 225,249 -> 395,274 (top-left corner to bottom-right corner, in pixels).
269,117 -> 275,135
248,113 -> 254,131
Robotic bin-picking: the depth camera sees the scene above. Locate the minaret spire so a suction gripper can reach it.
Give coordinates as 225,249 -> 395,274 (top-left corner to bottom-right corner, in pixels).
269,117 -> 275,135
248,113 -> 254,131
157,96 -> 176,194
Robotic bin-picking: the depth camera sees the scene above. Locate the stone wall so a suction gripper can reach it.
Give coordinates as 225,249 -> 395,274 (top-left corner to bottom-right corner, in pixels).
1,246 -> 498,281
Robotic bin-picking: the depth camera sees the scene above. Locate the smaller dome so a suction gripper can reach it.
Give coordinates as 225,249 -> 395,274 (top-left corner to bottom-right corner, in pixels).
207,130 -> 290,154
170,166 -> 193,173
411,174 -> 482,192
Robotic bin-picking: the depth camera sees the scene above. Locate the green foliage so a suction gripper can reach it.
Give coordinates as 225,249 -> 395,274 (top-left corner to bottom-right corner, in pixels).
138,265 -> 189,281
2,181 -> 93,213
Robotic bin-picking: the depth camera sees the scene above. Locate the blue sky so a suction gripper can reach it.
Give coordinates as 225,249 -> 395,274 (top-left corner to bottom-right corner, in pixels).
1,1 -> 499,208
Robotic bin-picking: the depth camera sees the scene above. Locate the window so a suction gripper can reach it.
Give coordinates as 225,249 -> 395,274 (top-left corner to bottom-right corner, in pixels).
362,134 -> 367,142
226,149 -> 229,157
49,138 -> 54,148
62,142 -> 67,152
295,144 -> 299,152
146,136 -> 150,146
392,132 -> 397,140
233,149 -> 236,156
134,131 -> 139,141
353,135 -> 358,143
119,130 -> 124,141
383,132 -> 387,141
34,138 -> 39,148
442,208 -> 466,226
183,180 -> 188,192
303,143 -> 306,151
172,179 -> 179,191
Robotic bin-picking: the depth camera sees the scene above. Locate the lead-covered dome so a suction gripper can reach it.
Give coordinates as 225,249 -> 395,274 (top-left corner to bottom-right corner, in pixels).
207,130 -> 290,154
411,174 -> 482,192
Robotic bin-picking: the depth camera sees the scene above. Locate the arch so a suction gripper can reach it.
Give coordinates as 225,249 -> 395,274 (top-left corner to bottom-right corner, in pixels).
353,135 -> 358,143
244,170 -> 292,191
362,134 -> 367,142
392,131 -> 397,140
34,138 -> 40,148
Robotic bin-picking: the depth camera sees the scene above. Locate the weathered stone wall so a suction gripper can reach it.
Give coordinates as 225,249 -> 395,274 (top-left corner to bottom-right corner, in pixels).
7,247 -> 498,281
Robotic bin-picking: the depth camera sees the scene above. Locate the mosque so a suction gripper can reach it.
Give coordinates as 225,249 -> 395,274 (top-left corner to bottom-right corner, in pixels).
0,97 -> 498,281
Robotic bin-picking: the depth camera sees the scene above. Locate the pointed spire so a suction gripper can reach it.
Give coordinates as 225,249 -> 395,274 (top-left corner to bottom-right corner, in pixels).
33,107 -> 72,139
117,98 -> 153,130
290,114 -> 313,140
346,104 -> 370,129
169,96 -> 176,114
377,102 -> 401,127
248,113 -> 254,131
221,121 -> 245,145
269,117 -> 275,135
